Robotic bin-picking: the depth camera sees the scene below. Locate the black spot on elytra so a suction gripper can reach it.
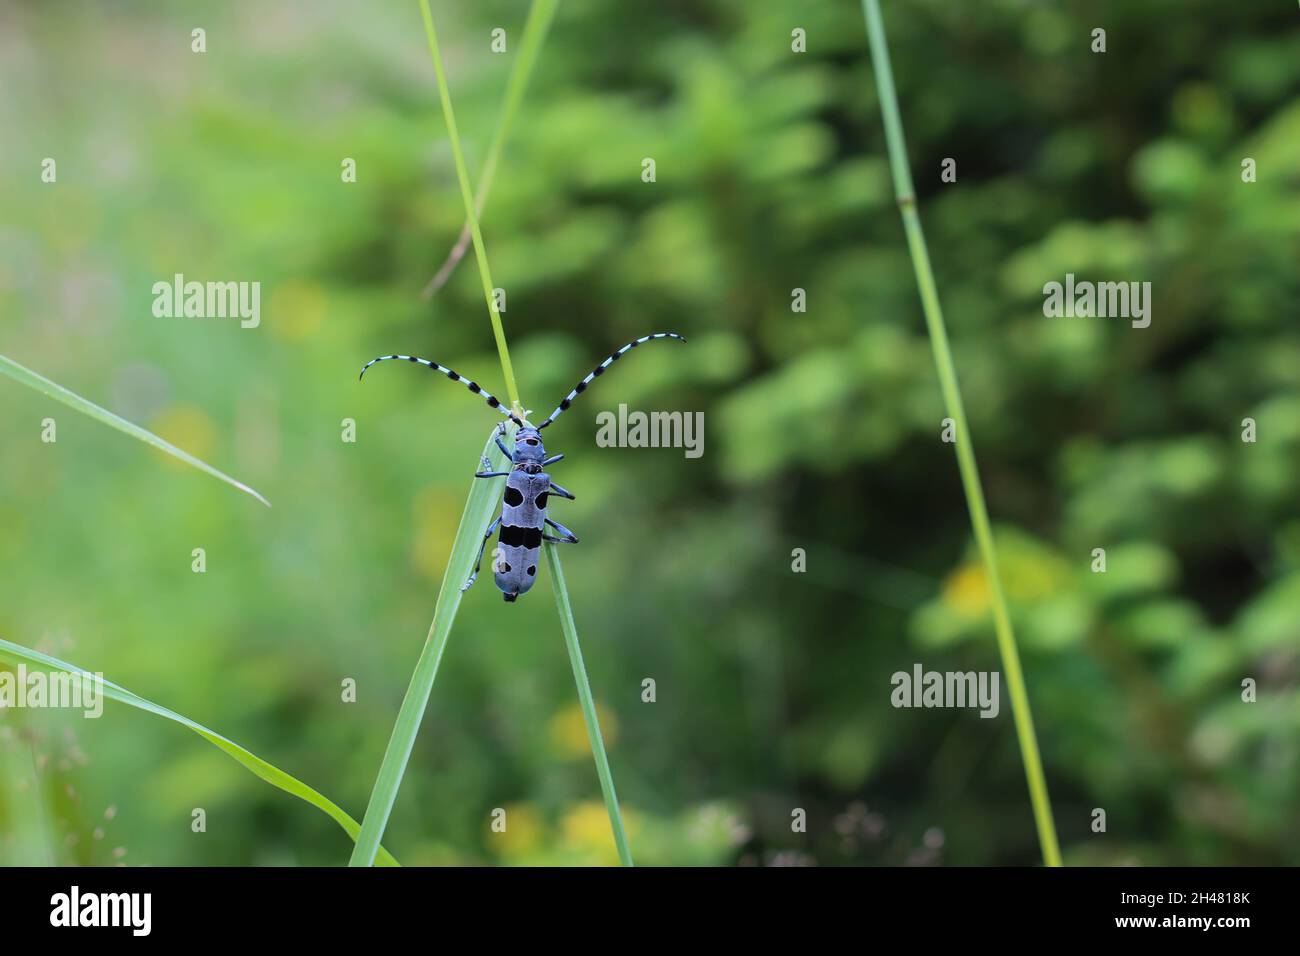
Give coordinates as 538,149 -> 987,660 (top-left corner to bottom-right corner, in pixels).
535,492 -> 549,510
503,487 -> 524,507
527,566 -> 536,576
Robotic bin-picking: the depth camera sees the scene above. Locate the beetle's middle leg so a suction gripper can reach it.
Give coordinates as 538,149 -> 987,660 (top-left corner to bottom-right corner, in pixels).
548,480 -> 575,500
462,514 -> 503,591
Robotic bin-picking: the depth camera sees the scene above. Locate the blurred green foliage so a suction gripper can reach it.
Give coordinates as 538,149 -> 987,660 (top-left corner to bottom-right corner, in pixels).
0,0 -> 1297,865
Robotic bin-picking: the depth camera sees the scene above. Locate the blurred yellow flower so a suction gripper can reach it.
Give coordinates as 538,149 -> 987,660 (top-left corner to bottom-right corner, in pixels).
559,801 -> 640,866
942,537 -> 1071,619
489,802 -> 543,860
548,701 -> 618,759
149,403 -> 216,468
942,562 -> 989,616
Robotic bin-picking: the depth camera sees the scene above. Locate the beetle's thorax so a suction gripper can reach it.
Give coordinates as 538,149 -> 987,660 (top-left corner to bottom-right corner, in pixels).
510,425 -> 548,469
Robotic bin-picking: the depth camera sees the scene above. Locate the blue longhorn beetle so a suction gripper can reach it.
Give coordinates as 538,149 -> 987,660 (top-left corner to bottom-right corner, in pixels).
360,332 -> 685,601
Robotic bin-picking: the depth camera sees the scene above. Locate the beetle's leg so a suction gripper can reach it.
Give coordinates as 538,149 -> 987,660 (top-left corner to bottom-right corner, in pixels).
462,514 -> 503,591
548,481 -> 575,500
544,517 -> 579,544
482,431 -> 513,473
541,454 -> 564,467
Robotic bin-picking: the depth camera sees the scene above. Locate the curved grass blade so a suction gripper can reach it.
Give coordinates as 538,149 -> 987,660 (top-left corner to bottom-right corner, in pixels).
543,542 -> 633,866
421,0 -> 560,300
0,353 -> 270,508
0,636 -> 398,866
348,424 -> 509,866
859,0 -> 1061,866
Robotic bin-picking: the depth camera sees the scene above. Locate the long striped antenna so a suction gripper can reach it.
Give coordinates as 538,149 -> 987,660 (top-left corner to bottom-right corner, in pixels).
535,332 -> 686,430
359,354 -> 524,427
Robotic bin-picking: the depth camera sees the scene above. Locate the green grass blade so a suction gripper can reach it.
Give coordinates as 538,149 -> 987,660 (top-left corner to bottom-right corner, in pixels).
860,0 -> 1062,866
544,543 -> 633,866
0,353 -> 270,508
348,425 -> 508,866
422,0 -> 560,299
0,636 -> 399,866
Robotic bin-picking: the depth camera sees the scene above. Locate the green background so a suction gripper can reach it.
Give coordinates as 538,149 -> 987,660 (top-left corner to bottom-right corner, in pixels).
1,0 -> 1297,866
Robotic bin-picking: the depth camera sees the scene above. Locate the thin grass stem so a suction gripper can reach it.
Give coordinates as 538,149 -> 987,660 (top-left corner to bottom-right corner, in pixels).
422,0 -> 560,299
860,0 -> 1062,867
418,0 -> 520,413
543,542 -> 633,865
